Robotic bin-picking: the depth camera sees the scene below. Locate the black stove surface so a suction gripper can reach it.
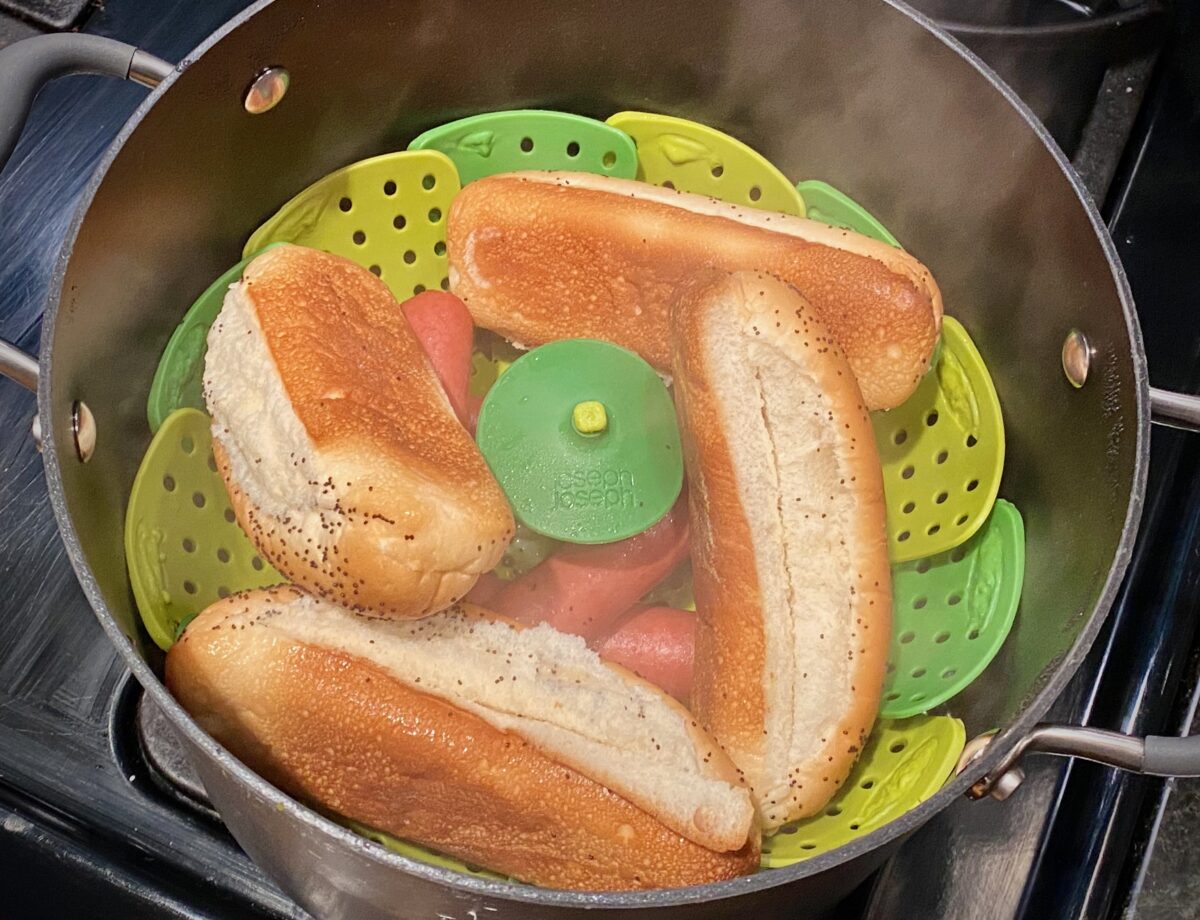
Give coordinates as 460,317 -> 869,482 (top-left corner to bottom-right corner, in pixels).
0,0 -> 90,31
0,1 -> 1197,918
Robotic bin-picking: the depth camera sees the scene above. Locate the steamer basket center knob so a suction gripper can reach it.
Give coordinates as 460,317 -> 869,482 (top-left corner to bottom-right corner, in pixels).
475,339 -> 683,544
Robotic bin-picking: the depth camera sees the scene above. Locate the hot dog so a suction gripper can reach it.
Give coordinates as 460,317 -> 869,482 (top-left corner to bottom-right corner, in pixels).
598,605 -> 696,703
401,291 -> 474,427
484,496 -> 689,641
464,570 -> 507,607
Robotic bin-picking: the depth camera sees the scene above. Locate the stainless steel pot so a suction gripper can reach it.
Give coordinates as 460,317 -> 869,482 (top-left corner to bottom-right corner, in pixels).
2,1 -> 1200,916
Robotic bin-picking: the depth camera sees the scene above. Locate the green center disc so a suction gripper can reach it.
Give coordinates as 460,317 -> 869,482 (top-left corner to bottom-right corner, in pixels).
476,339 -> 684,544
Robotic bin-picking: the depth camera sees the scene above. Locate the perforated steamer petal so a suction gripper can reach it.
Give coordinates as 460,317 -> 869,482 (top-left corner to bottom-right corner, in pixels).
607,110 -> 807,215
409,110 -> 637,184
243,150 -> 460,300
124,408 -> 284,650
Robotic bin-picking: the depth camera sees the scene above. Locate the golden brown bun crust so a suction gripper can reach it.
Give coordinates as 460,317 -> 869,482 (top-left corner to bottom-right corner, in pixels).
222,245 -> 513,617
671,272 -> 891,826
670,274 -> 768,793
447,172 -> 942,410
167,589 -> 759,891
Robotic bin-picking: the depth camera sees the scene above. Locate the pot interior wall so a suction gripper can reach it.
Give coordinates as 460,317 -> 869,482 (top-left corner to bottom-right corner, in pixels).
47,0 -> 1140,740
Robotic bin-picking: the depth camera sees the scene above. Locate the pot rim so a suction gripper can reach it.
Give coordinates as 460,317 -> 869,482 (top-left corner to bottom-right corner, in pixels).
36,0 -> 1150,907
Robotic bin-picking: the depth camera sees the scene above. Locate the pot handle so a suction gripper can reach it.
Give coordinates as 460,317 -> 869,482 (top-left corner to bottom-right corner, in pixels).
958,724 -> 1200,800
958,387 -> 1200,798
0,35 -> 173,397
0,340 -> 37,393
1150,387 -> 1200,432
0,34 -> 172,173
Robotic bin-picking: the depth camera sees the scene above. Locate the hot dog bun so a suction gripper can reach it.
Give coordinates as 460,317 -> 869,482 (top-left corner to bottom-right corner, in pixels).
203,245 -> 513,618
670,272 -> 891,831
167,587 -> 759,890
447,171 -> 942,410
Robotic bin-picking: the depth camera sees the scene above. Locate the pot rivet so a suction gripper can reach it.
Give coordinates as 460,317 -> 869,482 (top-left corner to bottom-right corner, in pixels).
1062,329 -> 1092,388
987,767 -> 1027,801
30,414 -> 42,452
73,400 -> 96,463
244,66 -> 289,115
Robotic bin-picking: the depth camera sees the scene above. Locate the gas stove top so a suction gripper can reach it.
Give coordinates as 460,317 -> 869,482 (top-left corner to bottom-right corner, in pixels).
1,1 -> 1198,917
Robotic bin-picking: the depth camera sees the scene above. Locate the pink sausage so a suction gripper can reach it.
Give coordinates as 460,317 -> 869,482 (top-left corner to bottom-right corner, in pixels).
464,571 -> 507,607
598,605 -> 696,703
484,496 -> 690,642
466,393 -> 484,436
401,291 -> 474,426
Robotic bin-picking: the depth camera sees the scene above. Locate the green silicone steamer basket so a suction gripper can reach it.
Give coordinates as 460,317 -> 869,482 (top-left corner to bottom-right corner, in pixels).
131,108 -> 1028,879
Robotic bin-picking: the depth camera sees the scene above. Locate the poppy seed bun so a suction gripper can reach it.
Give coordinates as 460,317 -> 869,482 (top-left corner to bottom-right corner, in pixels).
670,272 -> 891,830
203,245 -> 513,618
167,588 -> 760,889
447,171 -> 942,410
